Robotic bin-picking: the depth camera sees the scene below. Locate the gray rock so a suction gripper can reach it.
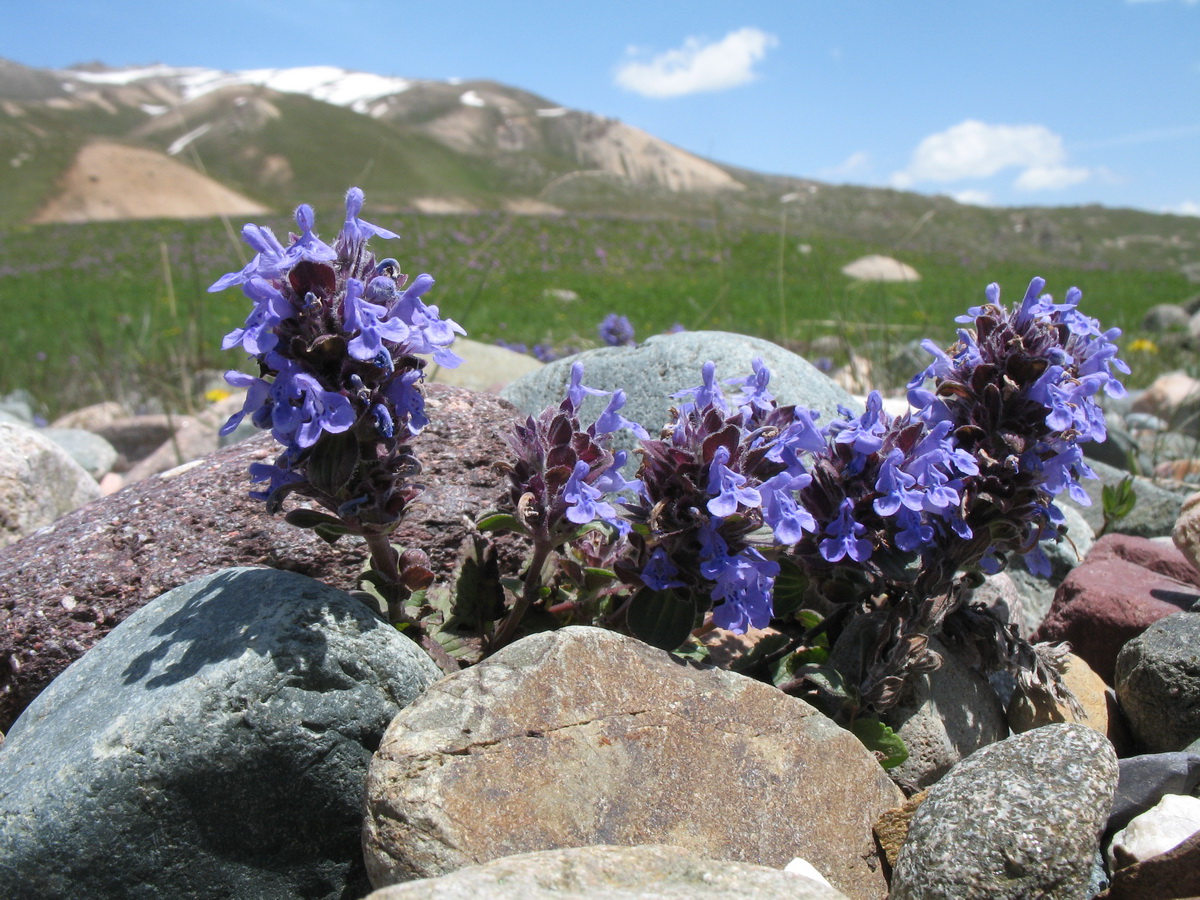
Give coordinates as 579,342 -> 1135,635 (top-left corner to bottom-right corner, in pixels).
1141,303 -> 1190,333
1007,502 -> 1096,632
49,401 -> 127,432
0,420 -> 101,549
1115,611 -> 1200,752
426,337 -> 545,394
39,427 -> 119,480
0,567 -> 441,900
891,723 -> 1119,900
364,626 -> 901,900
363,845 -> 851,900
500,331 -> 862,469
1110,752 -> 1200,833
1063,458 -> 1188,538
0,391 -> 36,425
877,637 -> 1009,795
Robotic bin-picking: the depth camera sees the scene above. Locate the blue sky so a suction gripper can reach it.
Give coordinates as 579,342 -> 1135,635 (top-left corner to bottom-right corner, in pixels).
3,0 -> 1198,215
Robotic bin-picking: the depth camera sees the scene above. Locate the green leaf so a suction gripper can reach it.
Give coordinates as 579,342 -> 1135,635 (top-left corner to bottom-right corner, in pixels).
285,508 -> 343,529
850,717 -> 910,770
306,429 -> 359,496
626,588 -> 698,652
476,512 -> 525,534
771,558 -> 810,619
1103,475 -> 1137,521
729,631 -> 792,673
672,640 -> 712,664
313,524 -> 348,545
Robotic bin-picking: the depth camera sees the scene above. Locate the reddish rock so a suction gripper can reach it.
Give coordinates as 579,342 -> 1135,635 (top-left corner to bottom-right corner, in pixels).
1100,828 -> 1200,900
0,384 -> 526,733
1088,532 -> 1200,587
1033,535 -> 1200,685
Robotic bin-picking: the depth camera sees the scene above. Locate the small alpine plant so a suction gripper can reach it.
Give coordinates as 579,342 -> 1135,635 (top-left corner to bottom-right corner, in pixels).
212,188 -> 464,625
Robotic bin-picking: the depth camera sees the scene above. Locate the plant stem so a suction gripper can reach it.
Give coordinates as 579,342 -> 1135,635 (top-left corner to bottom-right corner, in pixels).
491,540 -> 553,650
363,532 -> 412,625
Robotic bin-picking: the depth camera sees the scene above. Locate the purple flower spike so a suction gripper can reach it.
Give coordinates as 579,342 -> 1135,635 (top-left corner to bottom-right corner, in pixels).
819,498 -> 873,563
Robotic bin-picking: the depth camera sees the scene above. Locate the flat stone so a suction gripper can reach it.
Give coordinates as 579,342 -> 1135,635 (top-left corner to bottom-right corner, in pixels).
363,626 -> 902,900
890,723 -> 1118,900
362,845 -> 851,900
1115,612 -> 1200,752
0,567 -> 442,900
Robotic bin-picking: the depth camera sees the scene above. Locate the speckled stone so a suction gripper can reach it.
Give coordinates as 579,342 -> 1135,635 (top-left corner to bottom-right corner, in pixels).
890,724 -> 1118,900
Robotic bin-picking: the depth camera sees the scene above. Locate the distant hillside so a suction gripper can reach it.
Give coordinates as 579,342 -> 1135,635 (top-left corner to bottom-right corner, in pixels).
1,58 -> 1198,278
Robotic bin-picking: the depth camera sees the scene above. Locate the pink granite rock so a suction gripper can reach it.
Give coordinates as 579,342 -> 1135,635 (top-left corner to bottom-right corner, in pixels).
1033,534 -> 1199,685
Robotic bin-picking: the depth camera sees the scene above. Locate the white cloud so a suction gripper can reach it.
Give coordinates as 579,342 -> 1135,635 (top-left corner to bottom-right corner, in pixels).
615,27 -> 777,98
1164,201 -> 1200,216
949,189 -> 993,206
819,151 -> 871,179
892,120 -> 1093,192
1014,164 -> 1091,191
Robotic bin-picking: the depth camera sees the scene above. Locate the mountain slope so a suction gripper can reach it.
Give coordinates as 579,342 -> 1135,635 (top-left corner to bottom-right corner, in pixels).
0,59 -> 1197,278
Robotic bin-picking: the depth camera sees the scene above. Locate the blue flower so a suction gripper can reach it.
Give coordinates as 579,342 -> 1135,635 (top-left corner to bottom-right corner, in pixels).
563,459 -> 619,525
341,186 -> 399,244
565,361 -> 610,411
671,360 -> 728,417
832,391 -> 888,458
594,389 -> 649,439
873,448 -> 923,517
819,498 -> 873,563
221,277 -> 292,357
642,547 -> 685,590
701,538 -> 778,632
598,313 -> 635,346
209,224 -> 289,292
285,203 -> 337,265
759,471 -> 816,543
705,445 -> 762,517
343,277 -> 410,361
726,358 -> 776,416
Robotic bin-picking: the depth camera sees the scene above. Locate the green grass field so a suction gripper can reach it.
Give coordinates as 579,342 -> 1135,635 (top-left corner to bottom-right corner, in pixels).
0,209 -> 1192,420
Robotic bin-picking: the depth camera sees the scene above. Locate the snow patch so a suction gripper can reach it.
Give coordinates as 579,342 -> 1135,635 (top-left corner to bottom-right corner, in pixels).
167,123 -> 212,156
140,104 -> 168,116
536,107 -> 568,118
460,90 -> 486,108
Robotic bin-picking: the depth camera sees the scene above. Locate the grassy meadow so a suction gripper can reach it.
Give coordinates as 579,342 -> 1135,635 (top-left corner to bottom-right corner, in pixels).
1,207 -> 1193,420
